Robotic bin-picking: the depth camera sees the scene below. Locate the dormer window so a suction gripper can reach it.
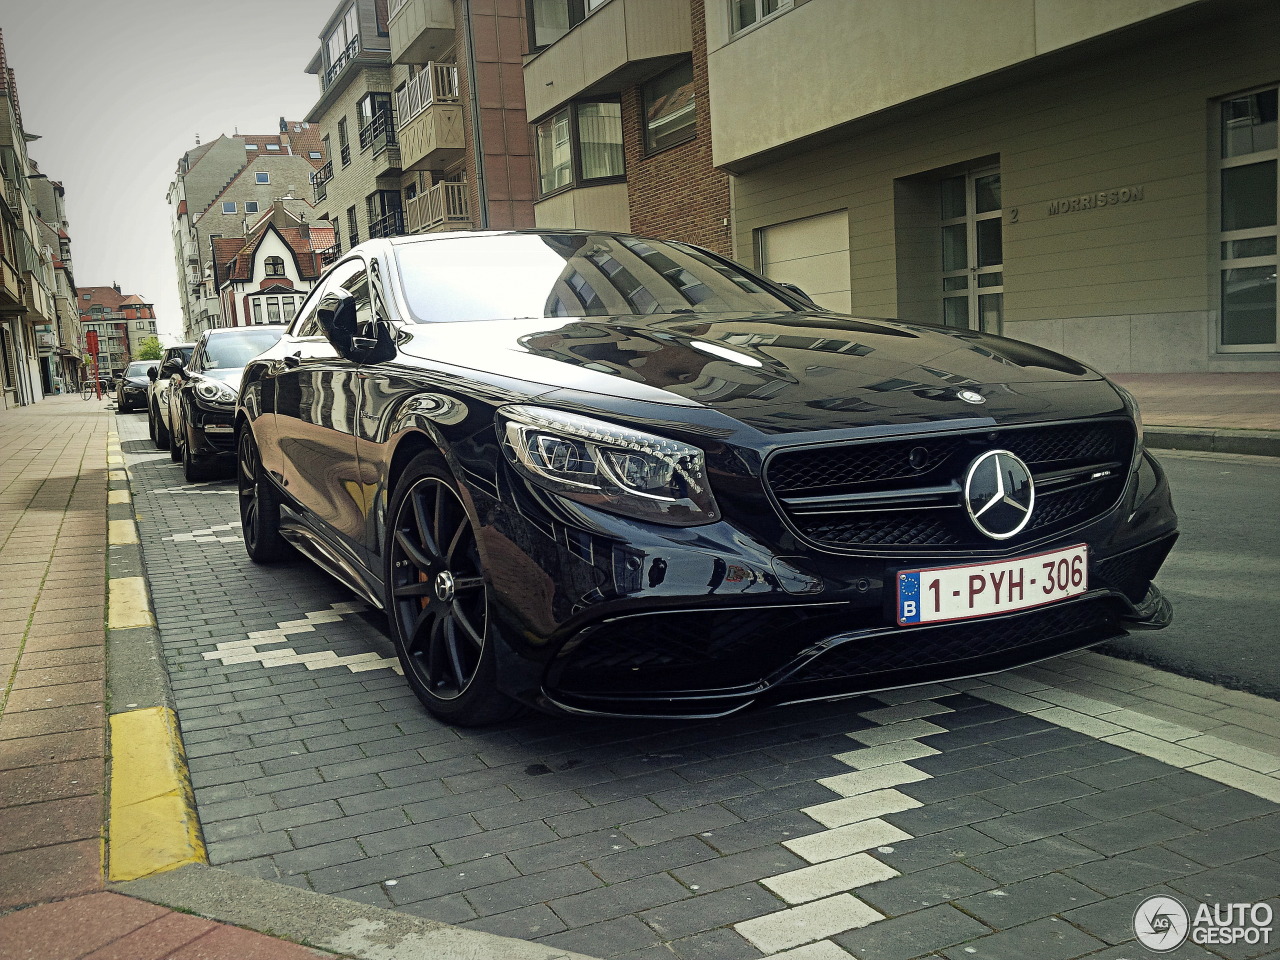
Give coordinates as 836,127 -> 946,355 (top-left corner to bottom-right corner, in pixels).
265,256 -> 286,277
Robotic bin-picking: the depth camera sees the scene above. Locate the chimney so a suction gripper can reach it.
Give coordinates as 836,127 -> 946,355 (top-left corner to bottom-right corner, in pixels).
113,282 -> 121,294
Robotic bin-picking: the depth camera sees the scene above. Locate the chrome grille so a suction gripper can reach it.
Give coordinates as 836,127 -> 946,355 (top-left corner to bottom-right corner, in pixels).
767,420 -> 1135,552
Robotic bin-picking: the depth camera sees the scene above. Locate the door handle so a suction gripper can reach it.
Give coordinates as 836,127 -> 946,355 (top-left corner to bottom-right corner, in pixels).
282,351 -> 301,369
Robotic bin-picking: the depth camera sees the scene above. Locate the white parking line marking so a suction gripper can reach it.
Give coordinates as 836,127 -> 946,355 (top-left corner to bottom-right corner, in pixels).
202,602 -> 403,676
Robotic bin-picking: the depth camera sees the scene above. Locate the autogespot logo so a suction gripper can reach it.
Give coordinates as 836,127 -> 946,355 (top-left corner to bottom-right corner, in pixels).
1134,896 -> 1190,952
1134,896 -> 1275,951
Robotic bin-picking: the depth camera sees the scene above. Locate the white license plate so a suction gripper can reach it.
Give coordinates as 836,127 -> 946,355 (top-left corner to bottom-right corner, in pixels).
898,544 -> 1088,626
203,424 -> 233,434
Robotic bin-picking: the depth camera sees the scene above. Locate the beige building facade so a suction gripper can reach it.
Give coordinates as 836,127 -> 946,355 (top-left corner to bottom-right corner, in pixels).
707,0 -> 1280,373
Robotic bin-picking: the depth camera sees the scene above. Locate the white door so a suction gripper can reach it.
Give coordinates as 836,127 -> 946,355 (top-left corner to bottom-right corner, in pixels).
758,210 -> 851,313
940,168 -> 1003,334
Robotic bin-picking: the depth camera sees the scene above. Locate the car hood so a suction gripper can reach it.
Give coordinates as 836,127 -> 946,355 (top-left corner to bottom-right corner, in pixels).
396,311 -> 1119,432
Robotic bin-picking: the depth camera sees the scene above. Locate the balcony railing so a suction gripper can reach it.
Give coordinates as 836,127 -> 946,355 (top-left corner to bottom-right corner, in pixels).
311,160 -> 333,202
405,182 -> 471,233
340,142 -> 352,166
368,209 -> 406,239
316,244 -> 340,266
323,36 -> 360,90
395,63 -> 460,126
388,0 -> 409,17
358,110 -> 398,155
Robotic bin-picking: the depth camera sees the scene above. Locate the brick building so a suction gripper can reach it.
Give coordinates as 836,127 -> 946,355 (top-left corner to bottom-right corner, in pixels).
77,285 -> 157,377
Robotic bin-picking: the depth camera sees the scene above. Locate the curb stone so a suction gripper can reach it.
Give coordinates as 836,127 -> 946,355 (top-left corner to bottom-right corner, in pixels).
1143,426 -> 1280,458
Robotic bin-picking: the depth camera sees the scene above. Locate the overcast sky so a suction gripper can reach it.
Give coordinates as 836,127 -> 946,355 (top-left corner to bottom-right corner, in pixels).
4,0 -> 331,341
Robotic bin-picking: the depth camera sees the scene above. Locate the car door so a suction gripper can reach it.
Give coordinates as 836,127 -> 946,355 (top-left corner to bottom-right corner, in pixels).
169,337 -> 205,445
270,257 -> 370,555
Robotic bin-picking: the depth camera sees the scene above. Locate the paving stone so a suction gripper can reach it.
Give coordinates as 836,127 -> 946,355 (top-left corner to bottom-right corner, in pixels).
978,774 -> 1097,812
851,719 -> 948,746
761,852 -> 899,905
431,819 -> 557,866
972,802 -> 1099,845
586,835 -> 718,883
898,768 -> 1015,804
305,845 -> 448,895
640,883 -> 785,940
666,927 -> 764,960
380,855 -> 519,907
461,903 -> 567,939
785,818 -> 912,864
873,826 -> 1005,874
396,892 -> 477,923
671,845 -> 809,894
1066,811 -> 1197,856
723,782 -> 839,820
833,902 -> 991,960
622,804 -> 743,847
649,774 -> 761,813
1064,846 -> 1203,897
358,814 -> 481,857
463,864 -> 602,916
1162,816 -> 1280,868
954,873 -> 1103,929
274,838 -> 366,874
1170,853 -> 1280,905
538,915 -> 660,959
886,796 -> 1004,837
736,893 -> 883,953
804,788 -> 923,828
1071,755 -> 1188,790
1066,772 -> 1223,821
859,860 -> 998,916
547,797 -> 665,838
744,756 -> 851,790
1157,790 -> 1275,831
287,806 -> 408,847
205,829 -> 294,864
938,916 -> 1106,960
968,836 -> 1102,884
551,873 -> 692,927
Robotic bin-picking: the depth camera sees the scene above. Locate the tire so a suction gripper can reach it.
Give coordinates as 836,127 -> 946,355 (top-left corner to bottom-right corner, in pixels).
182,428 -> 213,482
385,454 -> 519,726
237,428 -> 288,563
147,406 -> 157,444
169,406 -> 183,462
153,401 -> 170,450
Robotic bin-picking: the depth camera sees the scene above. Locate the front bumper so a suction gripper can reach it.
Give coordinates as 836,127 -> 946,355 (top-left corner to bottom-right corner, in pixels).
187,403 -> 237,457
472,448 -> 1177,719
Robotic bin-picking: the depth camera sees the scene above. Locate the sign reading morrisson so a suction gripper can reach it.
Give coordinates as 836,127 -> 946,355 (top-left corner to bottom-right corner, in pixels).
1048,185 -> 1145,216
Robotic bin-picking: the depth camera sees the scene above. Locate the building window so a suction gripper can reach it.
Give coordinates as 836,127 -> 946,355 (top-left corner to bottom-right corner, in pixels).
245,201 -> 259,214
1218,86 -> 1278,351
222,201 -> 236,214
82,293 -> 90,300
266,144 -> 280,151
730,0 -> 791,34
246,143 -> 258,150
338,118 -> 351,167
347,206 -> 360,248
265,256 -> 286,277
309,151 -> 323,159
251,299 -> 264,324
526,0 -> 611,48
642,62 -> 696,154
535,100 -> 624,196
256,172 -> 270,184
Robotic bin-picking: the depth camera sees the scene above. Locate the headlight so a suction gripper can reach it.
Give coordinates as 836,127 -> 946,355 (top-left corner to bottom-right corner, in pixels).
194,378 -> 237,404
499,405 -> 720,526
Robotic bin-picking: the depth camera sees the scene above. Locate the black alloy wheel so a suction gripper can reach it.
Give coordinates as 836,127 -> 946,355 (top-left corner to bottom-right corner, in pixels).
181,424 -> 214,482
238,428 -> 287,563
153,400 -> 171,450
386,456 -> 517,726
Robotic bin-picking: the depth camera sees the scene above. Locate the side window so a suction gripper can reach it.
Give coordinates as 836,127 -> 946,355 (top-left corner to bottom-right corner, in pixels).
187,341 -> 206,374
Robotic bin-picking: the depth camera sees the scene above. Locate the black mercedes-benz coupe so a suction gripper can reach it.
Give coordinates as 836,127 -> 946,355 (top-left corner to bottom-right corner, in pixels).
235,230 -> 1176,725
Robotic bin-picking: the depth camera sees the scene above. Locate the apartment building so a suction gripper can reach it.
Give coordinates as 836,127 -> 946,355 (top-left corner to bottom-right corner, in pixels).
304,0 -> 534,254
709,0 -> 1278,374
77,285 -> 157,377
168,124 -> 327,340
522,0 -> 731,255
0,29 -> 77,406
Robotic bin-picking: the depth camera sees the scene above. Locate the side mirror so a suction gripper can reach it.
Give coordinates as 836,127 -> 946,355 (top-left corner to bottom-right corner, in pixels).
161,356 -> 185,377
316,287 -> 358,357
147,366 -> 158,381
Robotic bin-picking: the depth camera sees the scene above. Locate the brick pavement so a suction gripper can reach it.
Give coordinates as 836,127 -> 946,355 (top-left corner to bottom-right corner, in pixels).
107,404 -> 1280,960
0,397 -> 336,960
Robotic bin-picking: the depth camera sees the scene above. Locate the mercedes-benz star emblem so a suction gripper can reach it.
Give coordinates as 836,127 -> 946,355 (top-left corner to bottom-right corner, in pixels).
957,389 -> 986,404
964,450 -> 1035,540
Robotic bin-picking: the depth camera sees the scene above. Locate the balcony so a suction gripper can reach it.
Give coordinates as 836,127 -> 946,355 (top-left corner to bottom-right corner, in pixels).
311,160 -> 333,202
390,0 -> 455,65
0,256 -> 20,309
396,64 -> 465,172
316,244 -> 340,266
405,182 -> 471,233
359,110 -> 401,174
323,37 -> 360,91
369,209 -> 406,239
524,0 -> 692,120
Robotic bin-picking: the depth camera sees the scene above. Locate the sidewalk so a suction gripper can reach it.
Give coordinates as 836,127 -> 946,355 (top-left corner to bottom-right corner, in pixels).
1113,372 -> 1280,456
0,396 -> 336,959
0,377 -> 1277,960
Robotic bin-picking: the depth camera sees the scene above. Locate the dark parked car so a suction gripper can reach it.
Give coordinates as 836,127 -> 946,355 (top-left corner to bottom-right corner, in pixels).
170,326 -> 284,481
236,231 -> 1176,726
116,361 -> 153,413
147,343 -> 195,449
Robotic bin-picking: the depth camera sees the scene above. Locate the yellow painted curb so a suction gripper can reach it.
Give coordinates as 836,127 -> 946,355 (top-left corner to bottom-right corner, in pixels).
109,576 -> 155,629
108,519 -> 139,545
108,490 -> 130,505
108,707 -> 207,881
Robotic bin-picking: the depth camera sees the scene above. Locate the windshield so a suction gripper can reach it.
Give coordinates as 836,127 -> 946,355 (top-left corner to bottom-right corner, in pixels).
395,233 -> 797,324
203,328 -> 284,369
125,362 -> 152,377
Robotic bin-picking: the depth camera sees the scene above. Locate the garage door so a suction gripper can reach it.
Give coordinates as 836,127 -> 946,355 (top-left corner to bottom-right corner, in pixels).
758,210 -> 851,313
